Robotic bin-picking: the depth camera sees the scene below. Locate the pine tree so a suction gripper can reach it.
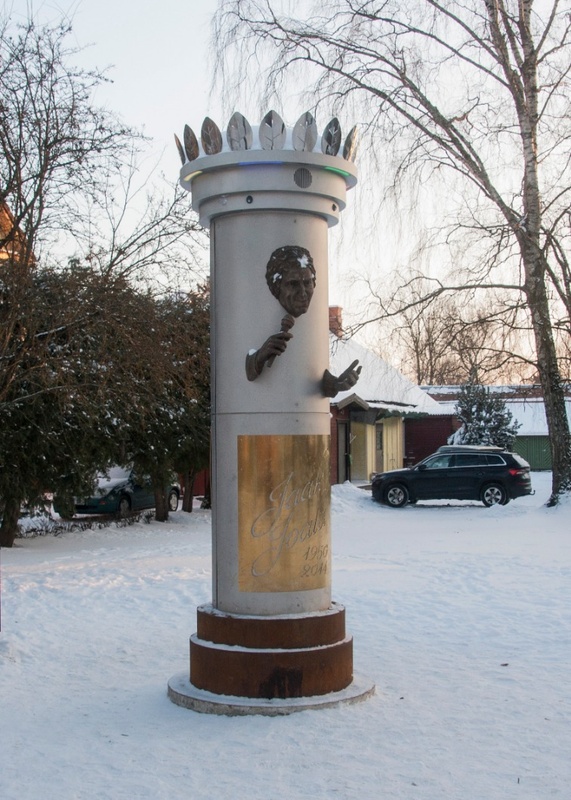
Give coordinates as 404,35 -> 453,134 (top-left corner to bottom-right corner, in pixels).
450,383 -> 521,451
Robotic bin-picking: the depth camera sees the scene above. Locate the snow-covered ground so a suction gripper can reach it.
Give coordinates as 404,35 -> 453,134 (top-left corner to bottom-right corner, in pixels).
1,472 -> 569,800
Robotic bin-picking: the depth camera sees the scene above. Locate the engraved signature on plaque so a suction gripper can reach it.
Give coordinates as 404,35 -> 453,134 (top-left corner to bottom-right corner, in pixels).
250,471 -> 328,578
238,434 -> 331,592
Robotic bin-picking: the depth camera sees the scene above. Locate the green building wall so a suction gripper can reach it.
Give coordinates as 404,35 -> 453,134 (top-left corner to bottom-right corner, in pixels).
513,436 -> 552,470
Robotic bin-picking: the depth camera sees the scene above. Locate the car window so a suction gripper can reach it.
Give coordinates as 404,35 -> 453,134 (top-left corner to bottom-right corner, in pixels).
102,466 -> 131,480
455,454 -> 487,467
424,455 -> 452,469
486,454 -> 506,466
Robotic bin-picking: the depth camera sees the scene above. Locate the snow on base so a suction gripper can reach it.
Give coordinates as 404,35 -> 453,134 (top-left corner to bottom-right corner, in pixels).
167,672 -> 375,716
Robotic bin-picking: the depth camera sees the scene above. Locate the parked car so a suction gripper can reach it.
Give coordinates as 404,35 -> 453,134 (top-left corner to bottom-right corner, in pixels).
371,445 -> 532,508
53,466 -> 180,517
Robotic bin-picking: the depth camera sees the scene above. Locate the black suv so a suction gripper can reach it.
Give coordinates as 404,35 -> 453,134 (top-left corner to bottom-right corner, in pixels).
371,445 -> 532,508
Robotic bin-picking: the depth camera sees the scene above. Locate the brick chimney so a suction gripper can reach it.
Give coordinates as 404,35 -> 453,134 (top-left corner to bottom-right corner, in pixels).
329,306 -> 343,337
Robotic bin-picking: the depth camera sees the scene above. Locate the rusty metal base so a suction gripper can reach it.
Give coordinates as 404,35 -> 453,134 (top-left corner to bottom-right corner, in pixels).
167,602 -> 374,713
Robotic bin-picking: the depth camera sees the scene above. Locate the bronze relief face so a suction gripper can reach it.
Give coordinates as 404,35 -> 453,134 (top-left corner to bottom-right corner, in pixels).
265,246 -> 316,318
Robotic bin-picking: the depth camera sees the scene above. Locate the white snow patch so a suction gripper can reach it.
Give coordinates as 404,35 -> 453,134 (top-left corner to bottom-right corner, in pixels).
1,472 -> 570,799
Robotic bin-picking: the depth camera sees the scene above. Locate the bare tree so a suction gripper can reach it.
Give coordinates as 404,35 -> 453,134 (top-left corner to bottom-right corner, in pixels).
0,14 -> 206,281
68,148 -> 207,290
0,15 -> 134,263
216,0 -> 571,503
372,278 -> 537,385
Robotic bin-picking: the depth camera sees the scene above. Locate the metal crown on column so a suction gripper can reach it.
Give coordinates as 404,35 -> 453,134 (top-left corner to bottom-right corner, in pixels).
168,111 -> 374,714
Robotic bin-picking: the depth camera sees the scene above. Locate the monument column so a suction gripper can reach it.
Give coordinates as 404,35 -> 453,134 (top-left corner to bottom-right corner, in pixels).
168,112 -> 374,714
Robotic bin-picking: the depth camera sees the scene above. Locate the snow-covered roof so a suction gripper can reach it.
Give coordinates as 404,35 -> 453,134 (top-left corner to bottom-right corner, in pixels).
329,334 -> 444,416
424,384 -> 571,399
434,397 -> 571,436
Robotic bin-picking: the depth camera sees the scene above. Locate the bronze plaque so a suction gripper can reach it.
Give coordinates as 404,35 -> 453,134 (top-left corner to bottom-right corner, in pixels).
238,434 -> 331,592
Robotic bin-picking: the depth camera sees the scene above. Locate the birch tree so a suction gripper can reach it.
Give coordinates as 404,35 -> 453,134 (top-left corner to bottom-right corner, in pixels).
216,0 -> 571,503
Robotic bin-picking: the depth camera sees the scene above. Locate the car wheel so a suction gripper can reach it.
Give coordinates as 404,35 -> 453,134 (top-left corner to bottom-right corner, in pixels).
481,483 -> 507,507
384,483 -> 409,508
168,489 -> 179,512
118,496 -> 131,518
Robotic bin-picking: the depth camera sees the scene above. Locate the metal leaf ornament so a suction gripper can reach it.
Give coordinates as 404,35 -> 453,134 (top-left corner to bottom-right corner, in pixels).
174,133 -> 186,165
321,118 -> 342,156
259,110 -> 286,150
227,112 -> 253,151
343,125 -> 359,162
292,111 -> 318,151
201,117 -> 223,155
183,125 -> 199,162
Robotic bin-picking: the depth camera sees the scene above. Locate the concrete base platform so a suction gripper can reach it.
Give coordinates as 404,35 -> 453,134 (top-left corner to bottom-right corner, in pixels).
167,671 -> 375,716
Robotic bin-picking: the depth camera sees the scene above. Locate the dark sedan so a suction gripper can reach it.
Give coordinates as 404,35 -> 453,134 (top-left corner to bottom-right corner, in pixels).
371,445 -> 532,508
54,467 -> 180,518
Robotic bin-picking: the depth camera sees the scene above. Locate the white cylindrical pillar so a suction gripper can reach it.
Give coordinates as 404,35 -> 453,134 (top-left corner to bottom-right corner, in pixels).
168,114 -> 374,711
184,148 -> 355,618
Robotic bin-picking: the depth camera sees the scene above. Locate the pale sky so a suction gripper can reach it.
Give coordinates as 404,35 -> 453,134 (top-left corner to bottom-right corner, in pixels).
9,0 -> 223,177
6,0 -> 373,312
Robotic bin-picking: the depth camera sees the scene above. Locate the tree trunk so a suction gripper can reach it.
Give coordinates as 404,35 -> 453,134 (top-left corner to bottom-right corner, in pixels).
181,471 -> 195,513
522,244 -> 571,502
526,281 -> 571,502
0,495 -> 21,547
153,485 -> 169,522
